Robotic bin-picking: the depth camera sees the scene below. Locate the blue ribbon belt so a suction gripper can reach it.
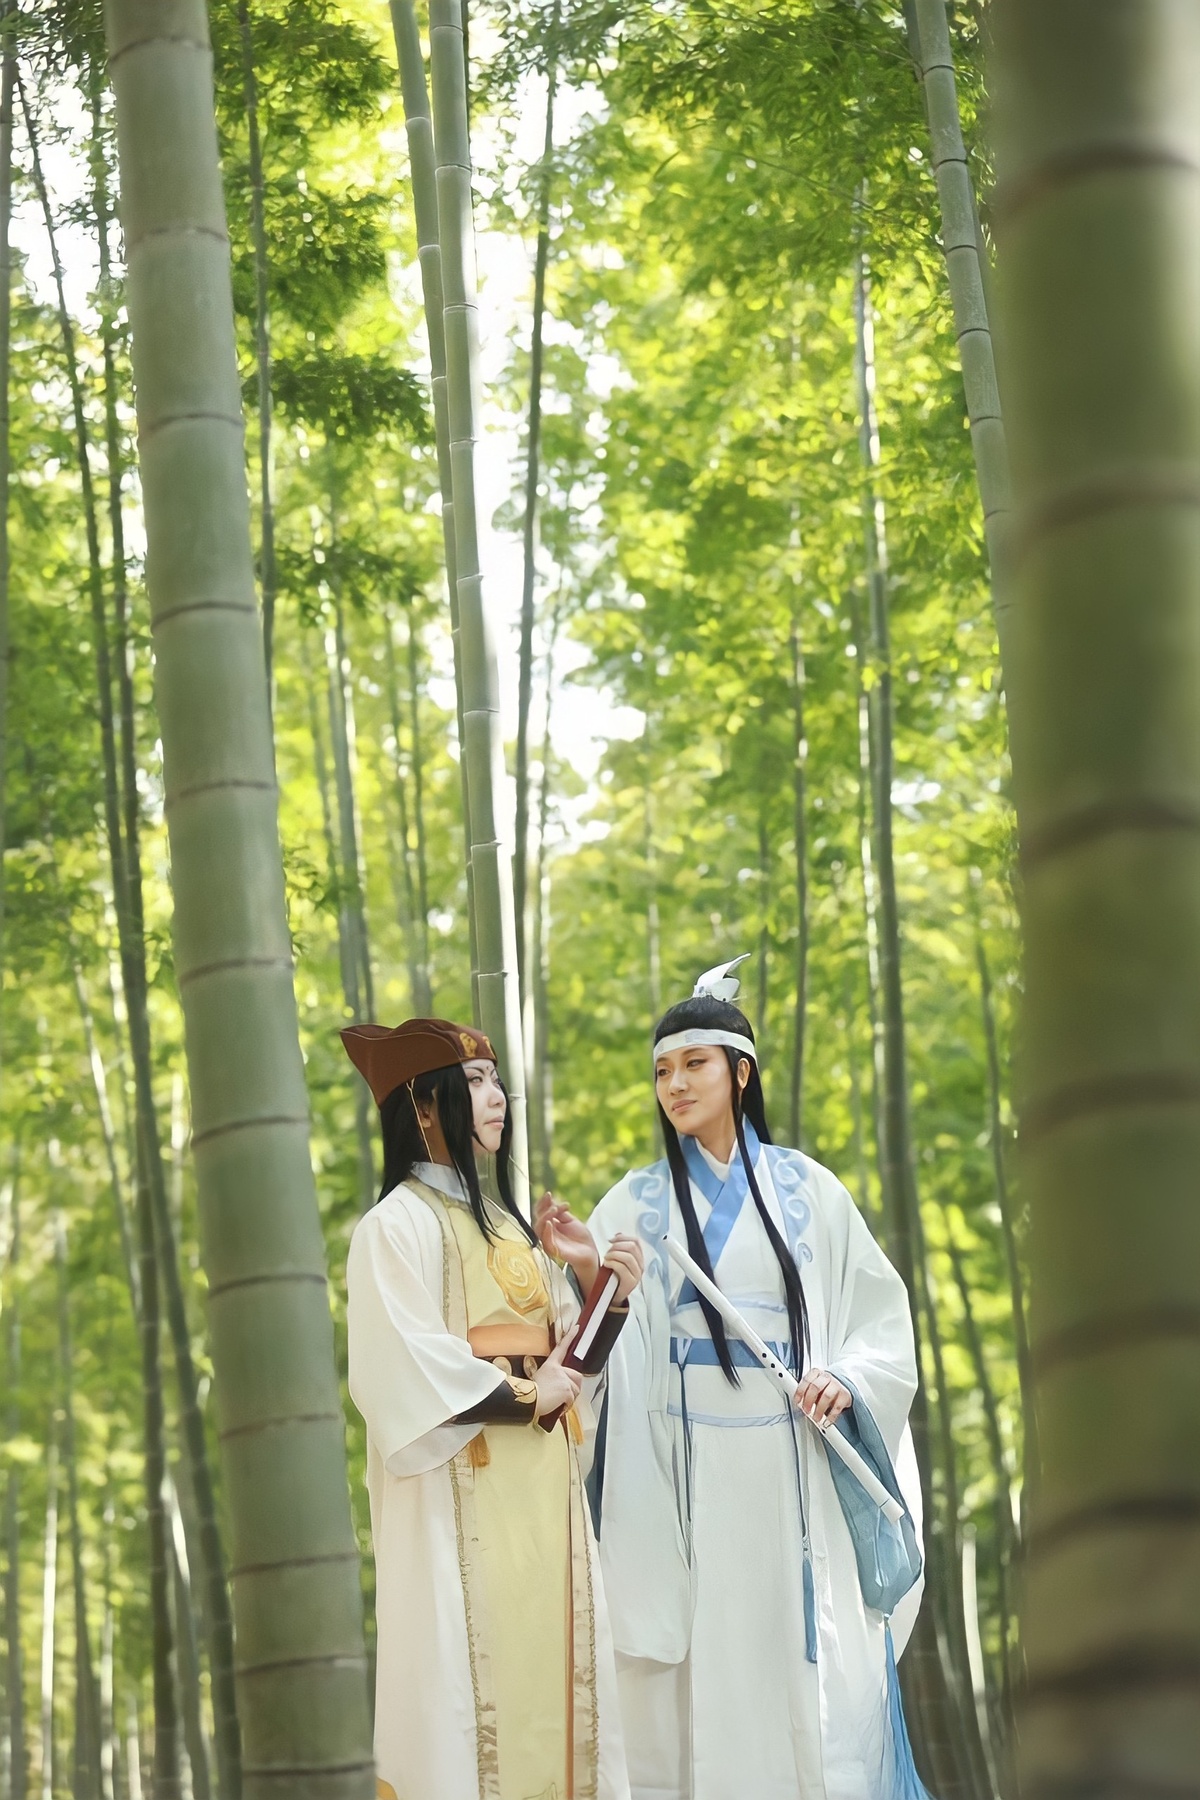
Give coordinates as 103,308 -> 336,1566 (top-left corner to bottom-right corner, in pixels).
670,1336 -> 791,1369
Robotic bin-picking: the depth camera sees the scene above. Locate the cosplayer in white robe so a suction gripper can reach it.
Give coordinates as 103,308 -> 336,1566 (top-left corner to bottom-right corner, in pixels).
348,1161 -> 630,1800
588,1135 -> 924,1800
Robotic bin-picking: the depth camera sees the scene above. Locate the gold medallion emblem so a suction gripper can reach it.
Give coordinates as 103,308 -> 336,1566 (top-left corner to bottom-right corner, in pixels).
486,1238 -> 549,1317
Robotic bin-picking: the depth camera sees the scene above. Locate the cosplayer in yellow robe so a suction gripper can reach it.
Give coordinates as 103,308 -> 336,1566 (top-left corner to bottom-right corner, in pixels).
344,1018 -> 634,1800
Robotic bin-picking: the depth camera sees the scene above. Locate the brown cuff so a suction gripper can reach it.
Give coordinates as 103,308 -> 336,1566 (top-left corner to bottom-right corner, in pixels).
456,1375 -> 538,1426
576,1302 -> 629,1376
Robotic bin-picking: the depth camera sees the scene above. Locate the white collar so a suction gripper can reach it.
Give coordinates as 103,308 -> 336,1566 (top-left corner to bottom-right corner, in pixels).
411,1160 -> 470,1204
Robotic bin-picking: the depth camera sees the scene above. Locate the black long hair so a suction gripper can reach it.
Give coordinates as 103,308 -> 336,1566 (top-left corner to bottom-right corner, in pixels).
655,995 -> 810,1383
376,1063 -> 536,1245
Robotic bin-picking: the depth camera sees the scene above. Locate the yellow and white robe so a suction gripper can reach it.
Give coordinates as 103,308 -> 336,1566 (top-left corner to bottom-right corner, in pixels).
347,1166 -> 629,1800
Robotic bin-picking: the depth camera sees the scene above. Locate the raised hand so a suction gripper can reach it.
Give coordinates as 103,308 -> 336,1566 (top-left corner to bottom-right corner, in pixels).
534,1193 -> 601,1289
602,1233 -> 645,1302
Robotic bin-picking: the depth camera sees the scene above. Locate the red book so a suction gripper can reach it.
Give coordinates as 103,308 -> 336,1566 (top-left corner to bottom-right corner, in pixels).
537,1266 -> 622,1432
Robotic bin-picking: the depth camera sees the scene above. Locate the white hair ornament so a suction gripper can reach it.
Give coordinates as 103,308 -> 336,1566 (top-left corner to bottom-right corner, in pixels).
653,954 -> 757,1064
691,953 -> 751,1003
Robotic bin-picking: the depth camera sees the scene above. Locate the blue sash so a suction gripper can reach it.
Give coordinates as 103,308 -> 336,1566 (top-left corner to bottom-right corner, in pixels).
676,1121 -> 761,1306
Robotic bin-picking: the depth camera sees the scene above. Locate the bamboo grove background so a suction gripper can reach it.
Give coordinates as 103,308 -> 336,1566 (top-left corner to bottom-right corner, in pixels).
0,3 -> 1028,1799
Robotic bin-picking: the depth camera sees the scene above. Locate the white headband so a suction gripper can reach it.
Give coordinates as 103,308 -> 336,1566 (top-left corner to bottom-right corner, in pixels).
652,1027 -> 757,1065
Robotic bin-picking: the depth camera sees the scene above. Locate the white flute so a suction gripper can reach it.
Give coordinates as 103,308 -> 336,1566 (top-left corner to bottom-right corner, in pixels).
664,1234 -> 905,1525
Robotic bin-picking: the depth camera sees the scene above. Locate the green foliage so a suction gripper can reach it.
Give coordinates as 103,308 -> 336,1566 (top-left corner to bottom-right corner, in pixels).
0,0 -> 1026,1786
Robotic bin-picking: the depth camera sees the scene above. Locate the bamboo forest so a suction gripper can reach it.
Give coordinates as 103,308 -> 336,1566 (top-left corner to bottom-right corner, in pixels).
0,0 -> 1195,1797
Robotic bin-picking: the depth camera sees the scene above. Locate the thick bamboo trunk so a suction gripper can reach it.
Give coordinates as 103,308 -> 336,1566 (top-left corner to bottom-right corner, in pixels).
992,4 -> 1200,1786
23,85 -> 201,1798
388,0 -> 479,1000
100,6 -> 373,1794
427,0 -> 530,1201
905,0 -> 1012,669
513,13 -> 559,989
37,79 -> 243,1797
235,0 -> 278,695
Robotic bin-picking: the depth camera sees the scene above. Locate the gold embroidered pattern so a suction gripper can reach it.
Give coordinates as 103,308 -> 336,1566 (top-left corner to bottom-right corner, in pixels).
487,1237 -> 550,1318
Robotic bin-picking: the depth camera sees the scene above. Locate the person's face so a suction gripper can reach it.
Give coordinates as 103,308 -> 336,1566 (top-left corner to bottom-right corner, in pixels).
653,1044 -> 749,1142
465,1058 -> 507,1155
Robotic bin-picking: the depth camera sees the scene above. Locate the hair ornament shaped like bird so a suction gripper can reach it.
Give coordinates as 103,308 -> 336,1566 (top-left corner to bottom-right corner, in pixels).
692,953 -> 751,1004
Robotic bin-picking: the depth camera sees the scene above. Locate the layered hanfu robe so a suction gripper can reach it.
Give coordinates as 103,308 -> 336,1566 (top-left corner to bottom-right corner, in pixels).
347,1163 -> 630,1800
588,1132 -> 924,1800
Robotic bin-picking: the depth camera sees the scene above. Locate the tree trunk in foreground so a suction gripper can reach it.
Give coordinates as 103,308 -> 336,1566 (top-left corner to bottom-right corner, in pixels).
428,0 -> 530,1202
993,2 -> 1200,1789
102,5 -> 373,1794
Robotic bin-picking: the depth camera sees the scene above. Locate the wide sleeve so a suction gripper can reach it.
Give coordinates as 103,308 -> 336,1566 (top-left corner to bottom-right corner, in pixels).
346,1197 -> 501,1477
821,1170 -> 918,1460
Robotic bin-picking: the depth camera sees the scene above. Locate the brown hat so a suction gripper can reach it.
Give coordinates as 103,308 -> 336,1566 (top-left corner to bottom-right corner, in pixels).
340,1018 -> 497,1107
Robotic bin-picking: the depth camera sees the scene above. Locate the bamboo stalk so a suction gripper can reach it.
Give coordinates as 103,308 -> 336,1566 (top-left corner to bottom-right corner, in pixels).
55,1220 -> 103,1800
944,1223 -> 1017,1775
388,0 -> 479,1002
427,0 -> 530,1202
905,0 -> 1012,669
788,578 -> 809,1147
39,1435 -> 58,1800
529,595 -> 562,1191
100,3 -> 374,1792
165,1481 -> 211,1800
513,5 -> 560,991
973,924 -> 1037,1489
854,255 -> 991,1800
72,957 -> 139,1313
382,610 -> 427,1013
235,0 -> 279,697
405,617 -> 433,997
0,15 -> 12,1074
3,1160 -> 23,1800
992,3 -> 1200,1784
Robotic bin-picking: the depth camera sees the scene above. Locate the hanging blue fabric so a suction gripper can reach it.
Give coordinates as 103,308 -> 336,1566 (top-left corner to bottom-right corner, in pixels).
882,1624 -> 935,1800
677,1120 -> 761,1305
